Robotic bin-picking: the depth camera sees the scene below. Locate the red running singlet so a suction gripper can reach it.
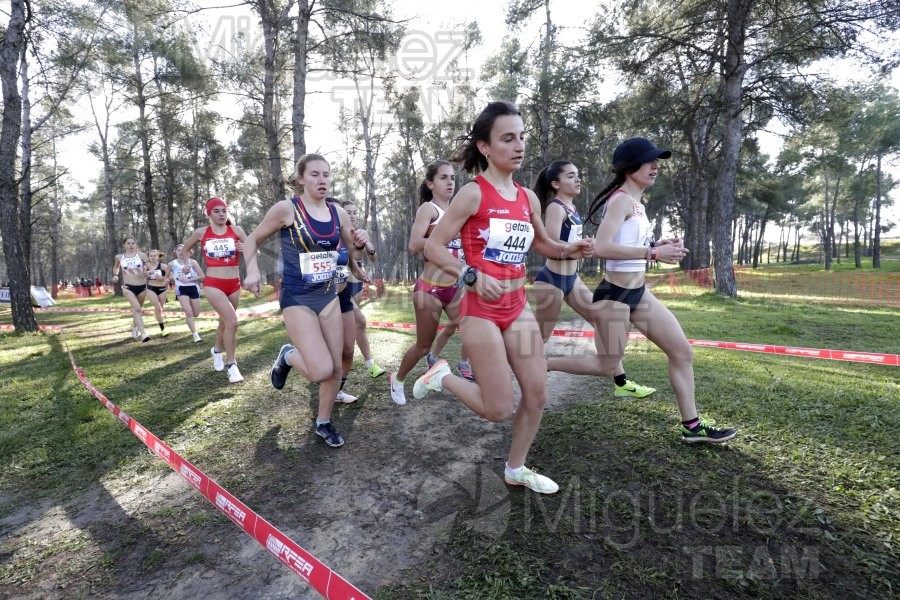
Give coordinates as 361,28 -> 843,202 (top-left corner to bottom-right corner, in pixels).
460,176 -> 534,281
201,225 -> 241,268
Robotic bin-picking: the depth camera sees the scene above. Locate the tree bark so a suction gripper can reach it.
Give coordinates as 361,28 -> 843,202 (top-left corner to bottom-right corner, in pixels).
132,19 -> 158,248
874,153 -> 882,268
292,0 -> 310,162
260,0 -> 285,205
712,0 -> 751,297
19,40 -> 34,268
0,0 -> 39,331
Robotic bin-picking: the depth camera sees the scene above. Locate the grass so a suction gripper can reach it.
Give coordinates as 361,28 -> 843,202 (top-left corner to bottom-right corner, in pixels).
1,284 -> 898,599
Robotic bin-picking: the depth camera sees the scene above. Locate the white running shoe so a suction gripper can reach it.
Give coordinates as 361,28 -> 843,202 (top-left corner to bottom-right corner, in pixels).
211,347 -> 224,371
336,390 -> 358,404
226,363 -> 243,383
132,328 -> 139,340
192,331 -> 202,343
413,360 -> 450,400
389,372 -> 407,406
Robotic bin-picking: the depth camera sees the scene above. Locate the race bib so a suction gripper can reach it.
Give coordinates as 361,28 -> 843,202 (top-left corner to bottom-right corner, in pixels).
121,256 -> 142,270
298,251 -> 336,283
205,237 -> 236,259
447,238 -> 464,262
568,224 -> 583,244
484,219 -> 534,265
334,264 -> 350,284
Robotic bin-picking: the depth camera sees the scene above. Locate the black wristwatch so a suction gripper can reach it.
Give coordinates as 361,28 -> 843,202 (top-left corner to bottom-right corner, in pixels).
463,267 -> 478,287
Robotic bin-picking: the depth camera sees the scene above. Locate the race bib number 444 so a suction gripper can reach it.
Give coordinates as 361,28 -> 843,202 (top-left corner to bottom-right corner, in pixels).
205,238 -> 236,259
484,219 -> 534,264
299,251 -> 336,283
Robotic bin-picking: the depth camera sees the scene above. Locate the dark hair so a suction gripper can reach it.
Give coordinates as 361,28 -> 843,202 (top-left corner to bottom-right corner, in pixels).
532,160 -> 574,215
450,101 -> 521,173
418,160 -> 453,205
286,153 -> 330,195
586,166 -> 641,224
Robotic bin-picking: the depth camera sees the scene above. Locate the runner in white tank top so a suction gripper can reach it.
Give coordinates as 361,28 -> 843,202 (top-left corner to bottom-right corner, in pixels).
568,137 -> 736,444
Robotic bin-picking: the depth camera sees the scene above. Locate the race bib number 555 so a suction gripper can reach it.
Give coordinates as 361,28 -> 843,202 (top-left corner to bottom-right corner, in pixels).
484,219 -> 534,264
299,251 -> 336,283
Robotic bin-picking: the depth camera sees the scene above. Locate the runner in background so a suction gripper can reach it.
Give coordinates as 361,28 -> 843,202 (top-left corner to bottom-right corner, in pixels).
389,160 -> 472,407
330,198 -> 359,405
144,249 -> 170,337
112,236 -> 150,343
342,200 -> 386,378
579,137 -> 736,443
413,101 -> 592,494
182,197 -> 248,383
243,155 -> 371,448
532,160 -> 655,398
169,243 -> 205,342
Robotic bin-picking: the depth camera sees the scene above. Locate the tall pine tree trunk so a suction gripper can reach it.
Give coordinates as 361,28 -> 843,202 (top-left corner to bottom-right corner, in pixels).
0,0 -> 38,331
292,0 -> 310,162
712,0 -> 750,297
874,153 -> 882,268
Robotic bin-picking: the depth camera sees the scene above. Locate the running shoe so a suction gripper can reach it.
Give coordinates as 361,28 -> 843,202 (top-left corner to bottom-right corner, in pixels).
132,328 -> 139,340
413,359 -> 451,399
192,332 -> 202,343
389,372 -> 407,406
681,419 -> 737,444
457,360 -> 476,382
368,362 -> 386,378
210,347 -> 224,371
270,344 -> 294,390
141,336 -> 150,343
226,363 -> 244,383
160,329 -> 169,337
315,422 -> 344,448
504,466 -> 559,494
425,352 -> 437,368
336,390 -> 358,404
614,380 -> 656,398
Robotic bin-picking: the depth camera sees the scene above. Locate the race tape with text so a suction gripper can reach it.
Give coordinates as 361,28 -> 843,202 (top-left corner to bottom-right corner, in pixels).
62,341 -> 370,600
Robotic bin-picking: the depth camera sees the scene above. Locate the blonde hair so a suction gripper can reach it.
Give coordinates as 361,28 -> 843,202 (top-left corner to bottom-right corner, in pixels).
286,153 -> 330,195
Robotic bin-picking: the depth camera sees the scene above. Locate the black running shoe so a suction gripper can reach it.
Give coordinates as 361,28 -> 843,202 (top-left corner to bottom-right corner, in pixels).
681,418 -> 737,444
270,344 -> 294,390
315,422 -> 344,448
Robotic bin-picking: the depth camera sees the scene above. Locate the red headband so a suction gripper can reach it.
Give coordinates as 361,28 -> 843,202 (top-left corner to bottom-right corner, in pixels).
205,197 -> 227,215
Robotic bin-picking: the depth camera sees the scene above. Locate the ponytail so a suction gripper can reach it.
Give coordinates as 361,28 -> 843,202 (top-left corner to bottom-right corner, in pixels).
587,173 -> 628,225
532,160 -> 573,216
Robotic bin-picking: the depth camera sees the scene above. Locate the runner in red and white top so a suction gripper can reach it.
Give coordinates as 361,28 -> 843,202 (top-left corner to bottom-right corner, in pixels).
389,160 -> 472,406
412,101 -> 592,495
181,197 -> 248,383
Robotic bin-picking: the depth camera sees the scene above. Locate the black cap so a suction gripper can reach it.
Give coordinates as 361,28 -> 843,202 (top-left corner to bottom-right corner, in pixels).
612,137 -> 671,171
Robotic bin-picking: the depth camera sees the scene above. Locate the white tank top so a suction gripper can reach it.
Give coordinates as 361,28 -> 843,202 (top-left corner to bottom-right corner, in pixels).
172,259 -> 199,289
605,193 -> 652,273
430,203 -> 464,261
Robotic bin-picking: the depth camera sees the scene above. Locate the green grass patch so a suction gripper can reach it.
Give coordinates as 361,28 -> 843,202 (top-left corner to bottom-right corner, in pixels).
1,286 -> 898,599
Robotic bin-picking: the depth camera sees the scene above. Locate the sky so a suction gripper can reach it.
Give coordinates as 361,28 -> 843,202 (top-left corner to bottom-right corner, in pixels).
40,0 -> 900,238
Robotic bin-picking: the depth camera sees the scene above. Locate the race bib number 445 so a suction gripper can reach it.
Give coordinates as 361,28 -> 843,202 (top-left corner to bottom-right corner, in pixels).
299,251 -> 336,283
484,219 -> 534,264
205,238 -> 236,259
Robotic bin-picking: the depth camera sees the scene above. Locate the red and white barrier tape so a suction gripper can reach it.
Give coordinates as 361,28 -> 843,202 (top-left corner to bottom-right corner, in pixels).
8,308 -> 896,367
0,323 -> 62,331
368,322 -> 900,367
62,341 -> 369,600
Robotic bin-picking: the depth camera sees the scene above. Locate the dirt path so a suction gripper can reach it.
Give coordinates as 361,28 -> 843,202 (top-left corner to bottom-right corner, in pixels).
0,321 -> 597,599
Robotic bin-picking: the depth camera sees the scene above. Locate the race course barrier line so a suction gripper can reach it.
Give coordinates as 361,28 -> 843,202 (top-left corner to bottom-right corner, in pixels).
61,339 -> 370,600
14,307 -> 897,367
368,322 -> 900,367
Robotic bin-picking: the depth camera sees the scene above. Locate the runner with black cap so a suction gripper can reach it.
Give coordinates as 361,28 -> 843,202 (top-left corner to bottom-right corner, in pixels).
552,137 -> 737,443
